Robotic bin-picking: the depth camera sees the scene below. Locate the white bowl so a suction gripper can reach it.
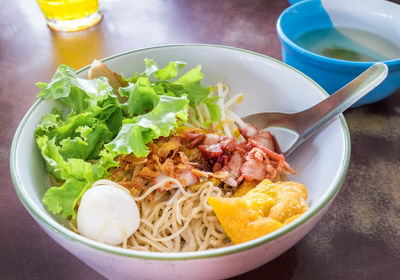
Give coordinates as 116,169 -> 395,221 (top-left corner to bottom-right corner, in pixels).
10,44 -> 350,280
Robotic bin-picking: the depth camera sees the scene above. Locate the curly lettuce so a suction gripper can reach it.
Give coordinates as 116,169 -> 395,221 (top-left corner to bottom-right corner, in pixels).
35,59 -> 219,218
121,59 -> 221,121
106,95 -> 188,157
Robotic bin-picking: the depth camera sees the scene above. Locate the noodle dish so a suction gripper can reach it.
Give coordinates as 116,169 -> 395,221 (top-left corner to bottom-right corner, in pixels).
34,59 -> 309,252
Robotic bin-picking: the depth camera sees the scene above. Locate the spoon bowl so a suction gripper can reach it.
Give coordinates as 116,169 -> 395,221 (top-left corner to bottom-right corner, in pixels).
242,63 -> 388,156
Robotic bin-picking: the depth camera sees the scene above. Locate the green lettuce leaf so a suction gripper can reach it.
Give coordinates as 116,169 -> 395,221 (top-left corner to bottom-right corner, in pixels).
169,65 -> 211,107
154,65 -> 220,122
36,111 -> 113,160
35,59 -> 223,219
141,58 -> 186,80
121,72 -> 139,84
37,65 -> 122,127
37,135 -> 118,218
141,58 -> 160,77
119,77 -> 160,116
106,95 -> 188,157
42,179 -> 87,218
154,61 -> 186,80
139,61 -> 221,122
35,65 -> 123,218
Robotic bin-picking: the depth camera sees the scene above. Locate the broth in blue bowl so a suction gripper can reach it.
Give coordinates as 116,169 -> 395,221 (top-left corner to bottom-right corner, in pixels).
277,0 -> 400,106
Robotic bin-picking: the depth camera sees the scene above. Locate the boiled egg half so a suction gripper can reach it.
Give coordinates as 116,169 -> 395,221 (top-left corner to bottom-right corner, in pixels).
77,180 -> 140,246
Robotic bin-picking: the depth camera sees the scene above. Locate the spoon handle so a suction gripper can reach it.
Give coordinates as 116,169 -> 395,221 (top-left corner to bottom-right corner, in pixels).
292,63 -> 388,138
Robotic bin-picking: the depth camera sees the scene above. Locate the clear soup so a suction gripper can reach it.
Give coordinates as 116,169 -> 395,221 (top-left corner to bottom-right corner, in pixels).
294,27 -> 400,62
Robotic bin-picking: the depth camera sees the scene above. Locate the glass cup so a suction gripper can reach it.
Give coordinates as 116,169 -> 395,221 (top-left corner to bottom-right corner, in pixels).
37,0 -> 102,32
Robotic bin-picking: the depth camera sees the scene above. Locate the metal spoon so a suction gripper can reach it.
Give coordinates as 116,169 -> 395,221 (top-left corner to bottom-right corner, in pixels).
241,63 -> 388,157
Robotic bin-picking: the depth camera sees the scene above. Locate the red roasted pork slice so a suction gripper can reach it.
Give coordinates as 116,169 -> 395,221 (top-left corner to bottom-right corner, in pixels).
238,123 -> 259,139
239,123 -> 276,152
204,134 -> 224,145
199,143 -> 224,159
252,131 -> 275,152
240,158 -> 267,181
183,132 -> 205,148
199,135 -> 236,159
220,151 -> 245,186
224,151 -> 244,179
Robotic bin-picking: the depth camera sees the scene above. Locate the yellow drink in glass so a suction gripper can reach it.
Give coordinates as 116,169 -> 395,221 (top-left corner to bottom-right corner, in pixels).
37,0 -> 102,32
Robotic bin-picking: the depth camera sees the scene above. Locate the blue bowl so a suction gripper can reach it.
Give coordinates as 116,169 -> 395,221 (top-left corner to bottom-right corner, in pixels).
277,0 -> 400,106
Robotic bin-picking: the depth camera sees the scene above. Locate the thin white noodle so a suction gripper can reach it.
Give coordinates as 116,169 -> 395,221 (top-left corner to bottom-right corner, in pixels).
167,189 -> 181,206
133,177 -> 197,201
127,181 -> 231,252
175,195 -> 185,225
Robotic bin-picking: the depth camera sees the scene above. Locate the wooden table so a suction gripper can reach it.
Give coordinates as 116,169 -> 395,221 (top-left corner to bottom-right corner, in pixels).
1,0 -> 400,279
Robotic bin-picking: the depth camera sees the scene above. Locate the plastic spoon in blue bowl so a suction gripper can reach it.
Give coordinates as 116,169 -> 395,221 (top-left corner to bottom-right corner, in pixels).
241,62 -> 388,157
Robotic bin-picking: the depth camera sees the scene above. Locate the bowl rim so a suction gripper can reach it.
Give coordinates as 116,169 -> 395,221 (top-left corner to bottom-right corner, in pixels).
276,0 -> 400,68
10,43 -> 351,261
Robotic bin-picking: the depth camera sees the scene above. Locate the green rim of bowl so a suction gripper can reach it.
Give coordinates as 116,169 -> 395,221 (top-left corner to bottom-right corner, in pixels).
10,43 -> 351,261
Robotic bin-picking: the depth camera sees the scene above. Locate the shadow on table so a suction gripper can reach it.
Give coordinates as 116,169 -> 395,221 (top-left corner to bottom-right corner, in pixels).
232,247 -> 298,280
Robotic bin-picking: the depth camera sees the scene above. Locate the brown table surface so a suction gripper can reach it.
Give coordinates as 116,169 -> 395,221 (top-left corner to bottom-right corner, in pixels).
2,0 -> 400,279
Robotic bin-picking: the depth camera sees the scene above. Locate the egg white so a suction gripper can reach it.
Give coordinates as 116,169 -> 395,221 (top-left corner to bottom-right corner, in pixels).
77,183 -> 140,246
